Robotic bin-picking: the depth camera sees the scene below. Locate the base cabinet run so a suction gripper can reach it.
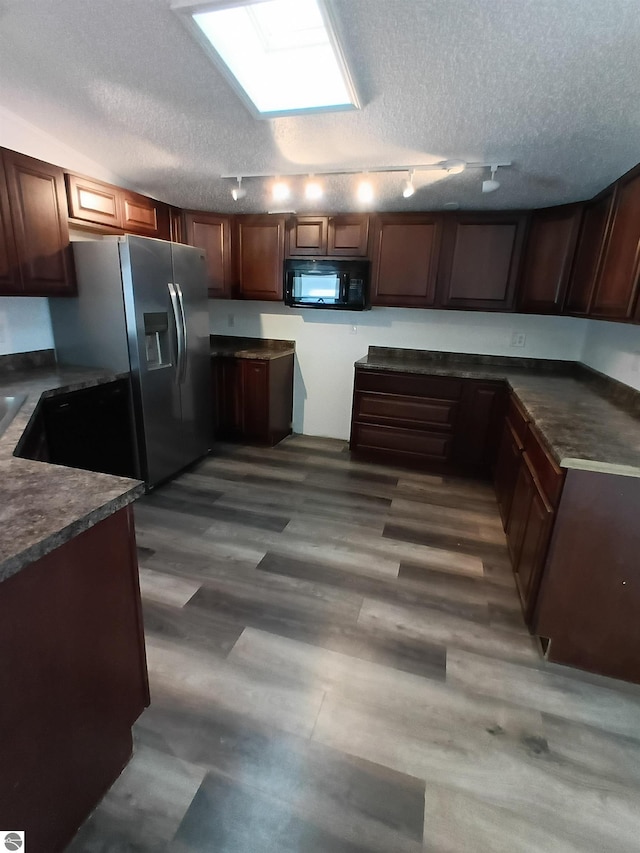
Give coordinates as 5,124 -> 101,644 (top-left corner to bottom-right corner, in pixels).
350,367 -> 506,476
0,506 -> 149,852
212,353 -> 294,445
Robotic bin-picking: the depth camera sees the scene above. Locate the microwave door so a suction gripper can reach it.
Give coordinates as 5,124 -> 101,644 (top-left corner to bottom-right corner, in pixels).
293,271 -> 340,305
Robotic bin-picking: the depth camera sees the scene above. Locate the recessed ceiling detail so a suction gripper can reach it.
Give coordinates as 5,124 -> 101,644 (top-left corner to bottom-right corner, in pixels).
181,0 -> 359,118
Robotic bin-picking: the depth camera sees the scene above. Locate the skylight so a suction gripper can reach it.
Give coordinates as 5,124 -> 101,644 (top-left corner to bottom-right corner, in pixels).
190,0 -> 358,117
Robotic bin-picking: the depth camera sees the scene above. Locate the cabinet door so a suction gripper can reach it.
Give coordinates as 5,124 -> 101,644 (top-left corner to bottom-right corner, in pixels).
65,173 -> 122,228
437,213 -> 527,311
455,381 -> 506,475
506,454 -> 535,568
213,356 -> 242,437
370,214 -> 442,307
518,204 -> 582,314
327,214 -> 369,256
169,207 -> 184,244
494,420 -> 524,530
0,165 -> 19,293
121,189 -> 170,240
3,149 -> 75,295
287,216 -> 327,255
237,215 -> 285,301
241,359 -> 269,440
564,189 -> 615,315
184,211 -> 233,298
591,168 -> 640,320
516,482 -> 553,622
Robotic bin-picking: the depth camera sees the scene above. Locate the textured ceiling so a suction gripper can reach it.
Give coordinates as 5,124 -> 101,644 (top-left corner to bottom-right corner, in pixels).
1,0 -> 639,213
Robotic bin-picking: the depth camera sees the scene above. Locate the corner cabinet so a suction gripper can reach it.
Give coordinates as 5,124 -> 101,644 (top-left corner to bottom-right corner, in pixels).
349,367 -> 505,475
589,167 -> 640,320
563,189 -> 615,316
436,212 -> 528,311
236,215 -> 286,301
184,211 -> 234,298
518,204 -> 582,314
370,214 -> 443,307
0,149 -> 75,296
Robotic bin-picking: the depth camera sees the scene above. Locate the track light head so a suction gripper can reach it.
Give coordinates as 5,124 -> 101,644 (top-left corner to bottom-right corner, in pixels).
402,170 -> 415,198
231,177 -> 246,201
482,165 -> 500,193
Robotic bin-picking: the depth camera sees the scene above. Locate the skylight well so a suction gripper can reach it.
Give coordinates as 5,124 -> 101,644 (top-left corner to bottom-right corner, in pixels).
188,0 -> 359,117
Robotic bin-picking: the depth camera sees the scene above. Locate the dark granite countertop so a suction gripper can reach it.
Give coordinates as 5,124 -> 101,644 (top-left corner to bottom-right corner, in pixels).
210,335 -> 295,360
0,360 -> 144,583
356,348 -> 640,478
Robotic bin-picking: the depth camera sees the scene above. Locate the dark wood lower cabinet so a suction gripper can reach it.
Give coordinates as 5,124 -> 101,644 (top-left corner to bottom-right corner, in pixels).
349,367 -> 505,476
534,469 -> 640,684
0,505 -> 149,852
212,354 -> 294,445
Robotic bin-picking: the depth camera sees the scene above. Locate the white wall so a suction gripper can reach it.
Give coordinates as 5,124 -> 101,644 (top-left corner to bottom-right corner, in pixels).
210,301 -> 589,439
0,297 -> 53,356
581,320 -> 640,391
0,106 -> 125,355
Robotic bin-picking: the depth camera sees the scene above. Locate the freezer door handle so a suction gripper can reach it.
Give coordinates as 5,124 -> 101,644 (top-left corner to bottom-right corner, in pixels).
175,282 -> 188,383
167,281 -> 184,383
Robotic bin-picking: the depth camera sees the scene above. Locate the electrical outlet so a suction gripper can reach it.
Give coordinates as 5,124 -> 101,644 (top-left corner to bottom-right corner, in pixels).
0,312 -> 7,345
350,324 -> 358,335
511,331 -> 526,348
227,313 -> 235,328
631,352 -> 640,373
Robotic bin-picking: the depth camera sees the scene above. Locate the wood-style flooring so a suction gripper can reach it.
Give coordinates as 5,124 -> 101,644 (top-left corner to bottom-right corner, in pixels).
68,435 -> 640,852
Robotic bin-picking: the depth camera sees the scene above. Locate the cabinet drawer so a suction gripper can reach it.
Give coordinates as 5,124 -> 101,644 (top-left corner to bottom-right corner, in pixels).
355,369 -> 463,400
525,424 -> 564,507
352,422 -> 453,462
354,392 -> 458,429
505,395 -> 529,445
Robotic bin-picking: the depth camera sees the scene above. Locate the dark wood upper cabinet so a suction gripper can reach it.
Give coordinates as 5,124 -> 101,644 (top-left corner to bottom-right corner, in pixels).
437,213 -> 528,311
66,172 -> 170,240
564,188 -> 615,316
286,214 -> 368,257
518,204 -> 582,314
169,207 -> 184,244
2,149 -> 75,296
120,189 -> 170,240
66,173 -> 121,228
184,211 -> 233,298
236,214 -> 286,301
287,216 -> 327,255
370,213 -> 442,307
327,214 -> 369,256
590,167 -> 640,320
0,168 -> 19,293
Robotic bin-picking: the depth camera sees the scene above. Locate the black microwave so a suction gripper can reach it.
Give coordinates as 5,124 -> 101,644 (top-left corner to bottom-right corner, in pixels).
284,259 -> 370,310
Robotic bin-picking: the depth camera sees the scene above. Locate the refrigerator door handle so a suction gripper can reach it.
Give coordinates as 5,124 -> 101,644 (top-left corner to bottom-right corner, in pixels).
175,283 -> 188,382
167,281 -> 184,383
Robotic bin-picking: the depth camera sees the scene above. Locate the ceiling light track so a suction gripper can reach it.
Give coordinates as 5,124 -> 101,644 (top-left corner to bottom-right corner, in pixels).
221,160 -> 512,180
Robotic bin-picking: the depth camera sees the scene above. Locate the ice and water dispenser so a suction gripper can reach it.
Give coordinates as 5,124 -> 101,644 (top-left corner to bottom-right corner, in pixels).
143,312 -> 171,368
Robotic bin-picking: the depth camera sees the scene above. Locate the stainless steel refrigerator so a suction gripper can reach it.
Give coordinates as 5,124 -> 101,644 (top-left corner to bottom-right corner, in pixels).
50,235 -> 212,488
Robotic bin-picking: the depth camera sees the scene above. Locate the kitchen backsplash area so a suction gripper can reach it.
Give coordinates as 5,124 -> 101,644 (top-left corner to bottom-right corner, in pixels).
0,297 -> 54,356
208,300 -> 591,439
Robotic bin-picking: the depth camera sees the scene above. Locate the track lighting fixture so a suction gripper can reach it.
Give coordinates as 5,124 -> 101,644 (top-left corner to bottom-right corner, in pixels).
223,159 -> 511,203
402,170 -> 416,198
231,176 -> 246,201
482,165 -> 501,193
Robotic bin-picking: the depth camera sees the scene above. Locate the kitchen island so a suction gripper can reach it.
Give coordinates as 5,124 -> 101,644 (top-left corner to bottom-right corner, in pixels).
0,351 -> 148,852
351,347 -> 640,685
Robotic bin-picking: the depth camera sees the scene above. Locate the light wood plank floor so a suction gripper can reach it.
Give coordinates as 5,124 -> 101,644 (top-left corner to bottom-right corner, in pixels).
68,436 -> 640,852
